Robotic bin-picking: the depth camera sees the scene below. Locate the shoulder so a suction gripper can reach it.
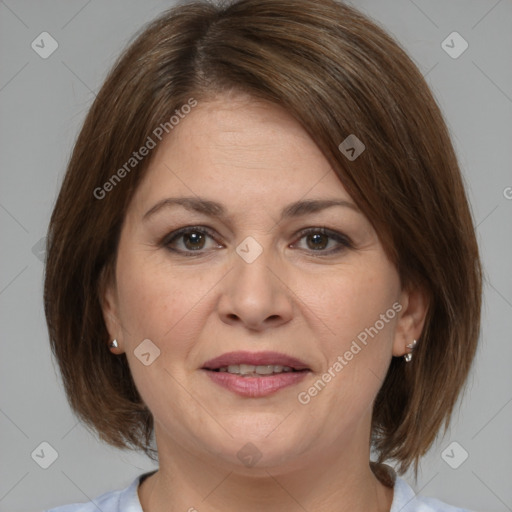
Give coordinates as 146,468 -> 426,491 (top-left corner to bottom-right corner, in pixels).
392,476 -> 473,512
43,471 -> 151,512
43,489 -> 120,512
43,487 -> 124,512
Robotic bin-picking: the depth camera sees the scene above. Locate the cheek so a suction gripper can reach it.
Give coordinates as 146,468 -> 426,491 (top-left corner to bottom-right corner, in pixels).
306,258 -> 399,345
299,254 -> 400,411
115,248 -> 223,355
293,263 -> 400,429
113,253 -> 212,399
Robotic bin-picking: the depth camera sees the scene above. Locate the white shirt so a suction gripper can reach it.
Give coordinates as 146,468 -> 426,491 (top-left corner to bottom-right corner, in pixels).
44,470 -> 473,512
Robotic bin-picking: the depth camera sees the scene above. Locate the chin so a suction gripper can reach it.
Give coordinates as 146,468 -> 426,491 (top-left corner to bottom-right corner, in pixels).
198,419 -> 313,471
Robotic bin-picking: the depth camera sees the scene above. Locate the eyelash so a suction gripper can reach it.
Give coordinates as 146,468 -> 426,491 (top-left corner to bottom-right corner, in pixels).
161,225 -> 353,257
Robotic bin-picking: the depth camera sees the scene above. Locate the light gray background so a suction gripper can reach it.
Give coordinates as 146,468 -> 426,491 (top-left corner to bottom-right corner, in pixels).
1,1 -> 511,511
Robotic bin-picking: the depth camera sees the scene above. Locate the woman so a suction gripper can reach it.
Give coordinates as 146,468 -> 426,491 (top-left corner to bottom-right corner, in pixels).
43,0 -> 481,510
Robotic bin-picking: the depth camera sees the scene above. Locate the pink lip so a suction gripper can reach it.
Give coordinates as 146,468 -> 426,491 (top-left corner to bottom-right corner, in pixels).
201,351 -> 311,398
203,370 -> 309,398
202,351 -> 310,370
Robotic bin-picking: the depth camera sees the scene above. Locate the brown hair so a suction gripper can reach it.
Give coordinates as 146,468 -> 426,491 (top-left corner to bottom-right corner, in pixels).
44,0 -> 482,475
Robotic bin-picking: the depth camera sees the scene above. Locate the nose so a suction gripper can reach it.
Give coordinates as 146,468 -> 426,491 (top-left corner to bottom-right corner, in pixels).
217,245 -> 294,332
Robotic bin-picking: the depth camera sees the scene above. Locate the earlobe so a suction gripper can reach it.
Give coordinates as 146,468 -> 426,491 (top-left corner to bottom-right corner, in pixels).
392,284 -> 430,358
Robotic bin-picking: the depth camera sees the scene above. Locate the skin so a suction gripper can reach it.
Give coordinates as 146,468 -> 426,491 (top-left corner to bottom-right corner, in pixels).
102,93 -> 428,512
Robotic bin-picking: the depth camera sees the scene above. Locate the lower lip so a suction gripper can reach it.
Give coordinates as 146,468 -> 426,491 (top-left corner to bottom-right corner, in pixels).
202,370 -> 309,397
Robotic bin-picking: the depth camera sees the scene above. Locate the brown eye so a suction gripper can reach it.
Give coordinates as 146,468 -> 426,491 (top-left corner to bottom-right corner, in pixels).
306,232 -> 329,250
163,226 -> 222,255
293,228 -> 352,255
182,231 -> 206,250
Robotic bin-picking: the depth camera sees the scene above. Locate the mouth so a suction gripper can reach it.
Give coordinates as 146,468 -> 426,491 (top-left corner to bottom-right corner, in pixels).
201,351 -> 312,397
208,364 -> 308,377
202,350 -> 311,373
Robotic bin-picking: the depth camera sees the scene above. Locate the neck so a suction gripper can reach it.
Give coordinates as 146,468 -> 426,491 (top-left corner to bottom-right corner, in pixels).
138,427 -> 394,512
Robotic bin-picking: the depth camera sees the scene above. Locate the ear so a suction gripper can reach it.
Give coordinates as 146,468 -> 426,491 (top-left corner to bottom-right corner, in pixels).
98,264 -> 124,353
392,282 -> 430,357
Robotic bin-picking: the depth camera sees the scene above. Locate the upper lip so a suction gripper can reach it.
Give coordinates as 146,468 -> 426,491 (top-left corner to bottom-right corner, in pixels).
202,351 -> 310,371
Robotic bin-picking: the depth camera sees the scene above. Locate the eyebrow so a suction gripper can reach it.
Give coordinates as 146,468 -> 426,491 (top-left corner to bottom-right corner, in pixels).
142,196 -> 360,222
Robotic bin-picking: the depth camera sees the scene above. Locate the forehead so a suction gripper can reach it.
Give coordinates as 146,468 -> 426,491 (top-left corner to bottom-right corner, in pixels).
130,96 -> 353,215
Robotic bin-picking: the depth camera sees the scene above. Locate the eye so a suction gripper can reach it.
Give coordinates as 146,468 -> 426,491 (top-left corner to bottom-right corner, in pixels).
292,227 -> 352,255
161,225 -> 352,257
162,226 -> 222,255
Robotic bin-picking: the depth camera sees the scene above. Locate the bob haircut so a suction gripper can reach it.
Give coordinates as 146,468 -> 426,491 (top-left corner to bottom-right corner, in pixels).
44,0 -> 482,476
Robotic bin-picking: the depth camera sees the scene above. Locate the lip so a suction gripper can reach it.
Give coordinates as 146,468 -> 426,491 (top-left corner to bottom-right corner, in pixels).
203,370 -> 309,398
201,351 -> 311,398
202,351 -> 310,371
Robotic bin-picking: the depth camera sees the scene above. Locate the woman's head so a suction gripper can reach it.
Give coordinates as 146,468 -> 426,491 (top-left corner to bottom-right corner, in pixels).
44,0 -> 481,476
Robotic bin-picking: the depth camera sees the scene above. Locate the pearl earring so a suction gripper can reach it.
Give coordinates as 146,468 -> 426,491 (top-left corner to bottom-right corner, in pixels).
404,339 -> 417,362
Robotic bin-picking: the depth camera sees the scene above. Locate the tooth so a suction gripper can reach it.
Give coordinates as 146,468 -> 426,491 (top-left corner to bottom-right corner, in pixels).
255,365 -> 274,375
220,364 -> 297,376
239,364 -> 256,375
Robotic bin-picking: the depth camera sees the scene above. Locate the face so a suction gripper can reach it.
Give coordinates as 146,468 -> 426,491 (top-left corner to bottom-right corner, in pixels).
103,94 -> 424,473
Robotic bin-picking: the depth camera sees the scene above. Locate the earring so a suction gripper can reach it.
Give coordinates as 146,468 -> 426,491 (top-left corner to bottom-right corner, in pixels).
109,339 -> 119,349
404,339 -> 417,362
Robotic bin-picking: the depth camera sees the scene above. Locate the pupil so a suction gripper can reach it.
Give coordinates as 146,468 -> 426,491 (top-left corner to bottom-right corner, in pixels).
308,233 -> 328,250
184,232 -> 204,250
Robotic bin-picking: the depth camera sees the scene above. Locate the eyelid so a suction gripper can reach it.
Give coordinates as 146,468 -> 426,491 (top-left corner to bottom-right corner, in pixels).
160,225 -> 220,247
161,224 -> 353,257
291,226 -> 353,251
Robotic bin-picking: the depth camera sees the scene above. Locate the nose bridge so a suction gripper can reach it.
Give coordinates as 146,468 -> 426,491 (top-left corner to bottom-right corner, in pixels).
232,234 -> 279,300
217,234 -> 293,329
